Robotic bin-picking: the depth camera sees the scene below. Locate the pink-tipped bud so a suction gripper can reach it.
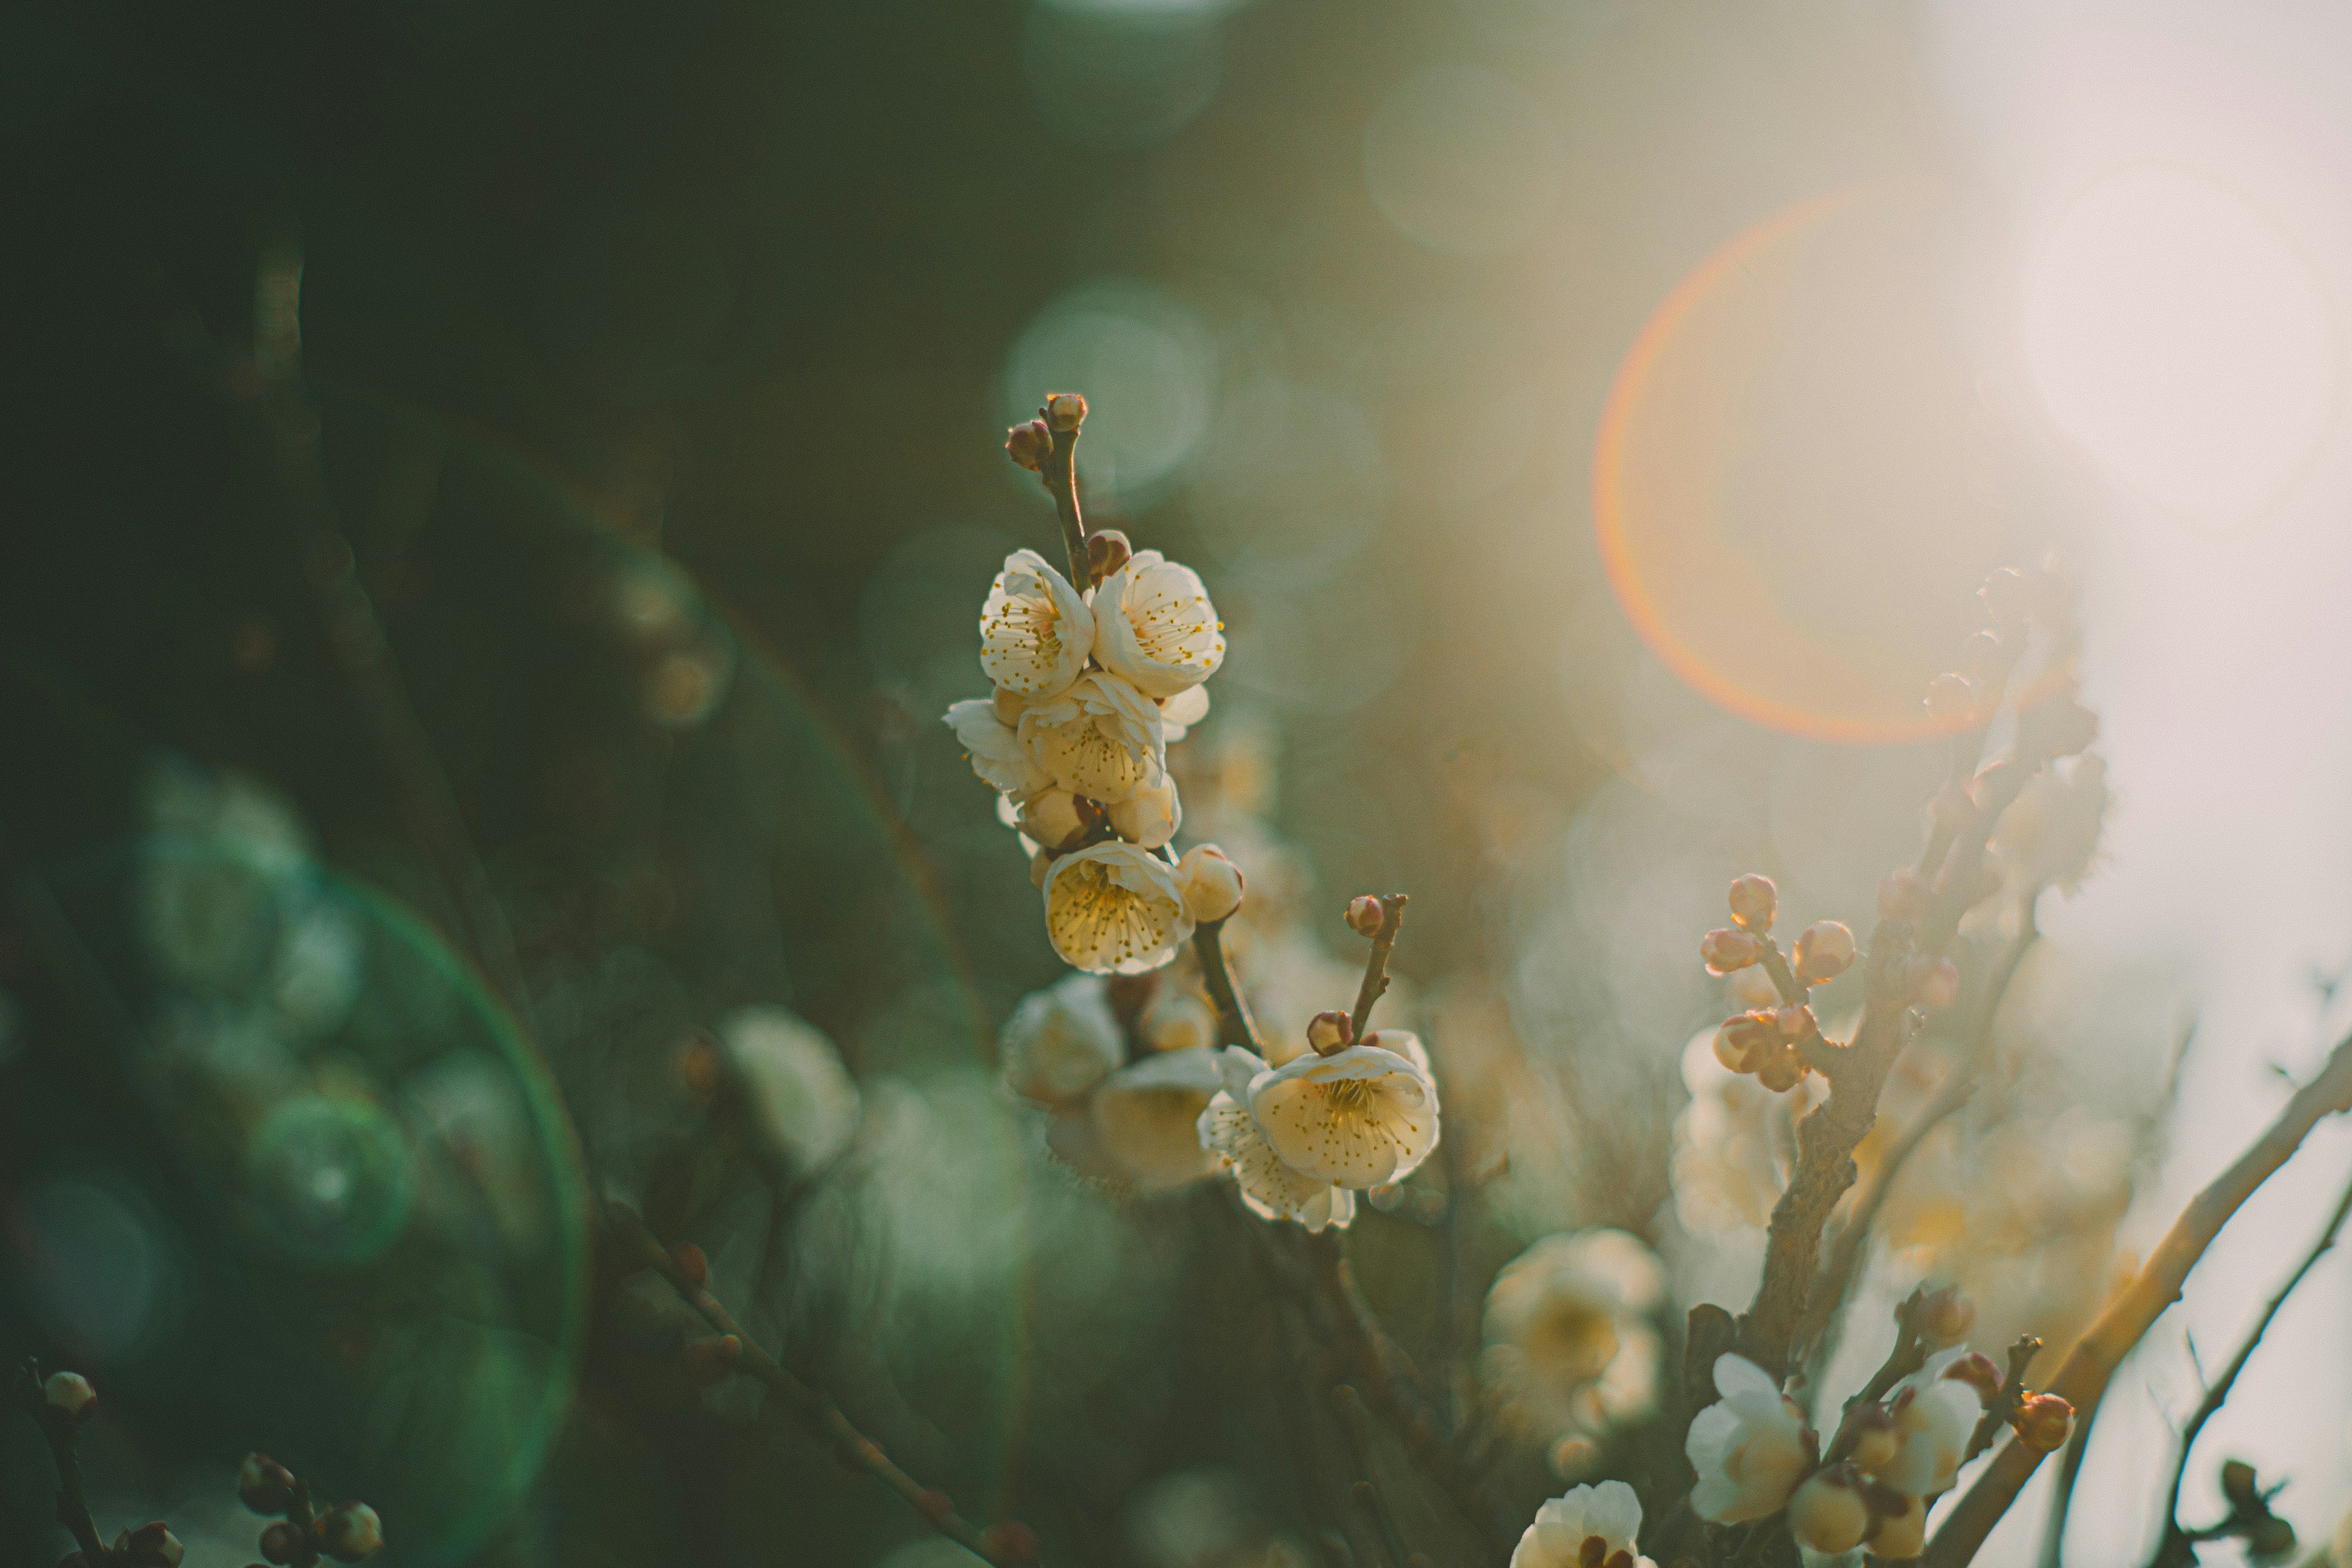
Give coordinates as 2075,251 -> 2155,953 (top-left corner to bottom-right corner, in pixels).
1307,1011 -> 1355,1055
981,1522 -> 1041,1567
317,1502 -> 383,1562
1714,1013 -> 1780,1074
1847,1404 -> 1900,1471
2011,1393 -> 2074,1453
1178,845 -> 1245,924
1980,567 -> 2028,624
258,1523 -> 307,1566
1924,672 -> 1978,723
1346,895 -> 1385,938
1084,529 -> 1131,586
1728,873 -> 1777,931
1907,956 -> 1961,1011
1756,1047 -> 1806,1095
671,1242 -> 710,1289
1793,920 -> 1856,984
1774,1003 -> 1817,1040
1005,418 -> 1052,472
1789,1465 -> 1871,1554
42,1371 -> 96,1423
119,1524 -> 184,1568
1701,927 -> 1765,975
1878,868 -> 1929,924
1917,1284 -> 1975,1348
1045,392 -> 1087,432
238,1453 -> 299,1515
1943,1351 -> 2003,1404
1961,628 -> 2003,681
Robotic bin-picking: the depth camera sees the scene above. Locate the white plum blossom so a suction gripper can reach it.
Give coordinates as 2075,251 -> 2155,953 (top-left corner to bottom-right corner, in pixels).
1109,776 -> 1181,849
1091,1046 -> 1224,1191
979,548 -> 1094,697
1177,843 -> 1245,924
1482,1229 -> 1665,1441
1091,549 -> 1226,698
1138,987 -> 1216,1054
1159,683 -> 1210,745
1000,972 -> 1125,1106
1044,842 -> 1193,974
718,1005 -> 861,1172
1019,671 -> 1166,804
1686,1354 -> 1816,1525
1248,1032 -> 1439,1188
1197,1047 -> 1357,1231
944,697 -> 1050,799
1868,1349 -> 1986,1498
1509,1480 -> 1654,1568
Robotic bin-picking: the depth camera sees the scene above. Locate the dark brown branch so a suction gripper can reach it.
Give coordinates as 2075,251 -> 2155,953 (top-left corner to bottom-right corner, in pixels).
1923,1032 -> 2352,1566
601,1201 -> 1027,1566
1964,1335 -> 2043,1466
14,1362 -> 107,1564
2149,1168 -> 2352,1564
1350,895 -> 1409,1043
1194,919 -> 1265,1052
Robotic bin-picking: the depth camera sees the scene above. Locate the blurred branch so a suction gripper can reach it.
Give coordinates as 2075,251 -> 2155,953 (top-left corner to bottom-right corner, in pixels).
1922,1031 -> 2352,1567
1195,918 -> 1265,1051
2148,1166 -> 2352,1565
2034,1385 -> 2098,1568
1349,895 -> 1409,1042
13,1361 -> 107,1564
600,1201 -> 1032,1567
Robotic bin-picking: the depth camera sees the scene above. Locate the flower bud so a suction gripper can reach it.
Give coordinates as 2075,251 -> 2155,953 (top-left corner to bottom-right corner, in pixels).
1307,1010 -> 1355,1055
1879,867 -> 1929,924
1961,628 -> 2003,681
259,1523 -> 307,1566
43,1371 -> 96,1423
1725,965 -> 1779,1009
1084,529 -> 1131,586
119,1524 -> 184,1568
1004,418 -> 1052,472
1916,1284 -> 1975,1348
1943,1351 -> 2003,1405
1924,671 -> 1977,723
1714,1012 -> 1778,1074
981,1521 -> 1041,1567
1019,788 -> 1088,852
1345,895 -> 1385,938
1774,1003 -> 1817,1040
238,1453 -> 299,1515
1028,846 -> 1055,891
1756,1047 -> 1805,1095
1793,920 -> 1856,984
1847,1404 -> 1899,1471
1046,392 -> 1087,432
671,1241 -> 710,1289
1177,844 -> 1245,924
317,1504 -> 383,1562
1700,927 -> 1764,975
1868,1492 -> 1927,1558
1107,778 -> 1179,850
1728,873 -> 1777,931
2010,1392 -> 2073,1453
1980,567 -> 2027,624
1789,1465 -> 1871,1554
1907,956 -> 1961,1011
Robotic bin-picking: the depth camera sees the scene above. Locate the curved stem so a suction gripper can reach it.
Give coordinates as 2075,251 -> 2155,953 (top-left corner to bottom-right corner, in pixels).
1040,418 -> 1090,592
1350,895 -> 1408,1042
1194,919 -> 1264,1052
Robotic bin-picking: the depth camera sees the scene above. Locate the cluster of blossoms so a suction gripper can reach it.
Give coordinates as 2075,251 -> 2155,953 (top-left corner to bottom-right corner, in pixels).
1684,1294 -> 2072,1557
967,396 -> 1441,1231
1508,1480 -> 1655,1568
1480,1229 -> 1665,1466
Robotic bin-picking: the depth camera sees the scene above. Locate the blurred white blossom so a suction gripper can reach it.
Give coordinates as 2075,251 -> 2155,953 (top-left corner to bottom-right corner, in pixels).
1000,973 -> 1125,1106
1482,1229 -> 1665,1444
718,1005 -> 861,1173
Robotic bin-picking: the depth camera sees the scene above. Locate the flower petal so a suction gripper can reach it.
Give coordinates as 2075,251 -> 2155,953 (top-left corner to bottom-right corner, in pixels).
980,549 -> 1093,697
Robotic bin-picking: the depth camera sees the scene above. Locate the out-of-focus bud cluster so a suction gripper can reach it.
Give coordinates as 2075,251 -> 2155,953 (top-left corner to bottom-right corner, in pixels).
239,1451 -> 384,1566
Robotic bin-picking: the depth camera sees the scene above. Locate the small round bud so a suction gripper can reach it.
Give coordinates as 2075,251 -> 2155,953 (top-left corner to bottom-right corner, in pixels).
1878,867 -> 1929,924
1907,956 -> 1961,1011
1774,1003 -> 1817,1040
1789,1465 -> 1870,1554
1793,920 -> 1856,985
1725,965 -> 1780,1009
258,1523 -> 307,1566
1961,628 -> 2003,681
1700,927 -> 1765,975
1868,1493 -> 1927,1558
1178,845 -> 1245,924
1980,567 -> 2028,623
1345,895 -> 1385,938
1846,1404 -> 1899,1472
1306,1011 -> 1355,1055
981,1522 -> 1040,1567
915,1489 -> 956,1528
1004,418 -> 1052,472
317,1502 -> 383,1562
670,1242 -> 709,1289
1084,529 -> 1131,586
1714,1013 -> 1779,1074
1728,873 -> 1777,931
1943,1351 -> 2003,1404
42,1371 -> 96,1423
1018,788 -> 1088,852
1755,1047 -> 1805,1095
120,1524 -> 185,1568
1045,392 -> 1087,432
1924,671 -> 1978,723
2010,1392 -> 2074,1453
1916,1284 -> 1975,1348
238,1453 -> 299,1516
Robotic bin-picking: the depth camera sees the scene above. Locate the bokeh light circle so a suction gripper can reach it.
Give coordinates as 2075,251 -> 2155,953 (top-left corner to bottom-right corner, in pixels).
245,1093 -> 415,1267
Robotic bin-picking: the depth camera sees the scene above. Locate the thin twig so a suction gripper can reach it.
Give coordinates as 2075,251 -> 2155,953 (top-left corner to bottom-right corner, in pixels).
1195,919 -> 1264,1052
1922,1032 -> 2352,1566
1963,1335 -> 2043,1466
1039,411 -> 1091,594
14,1362 -> 108,1564
2148,1167 -> 2352,1563
601,1201 -> 1025,1566
1350,895 -> 1409,1044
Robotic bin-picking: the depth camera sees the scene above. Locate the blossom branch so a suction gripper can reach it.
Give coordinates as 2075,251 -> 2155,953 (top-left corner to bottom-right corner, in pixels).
1194,918 -> 1265,1051
1349,894 -> 1409,1042
13,1361 -> 108,1564
1962,1335 -> 2043,1466
2149,1166 -> 2352,1564
1036,397 -> 1093,594
600,1200 -> 1033,1567
1921,1031 -> 2352,1567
